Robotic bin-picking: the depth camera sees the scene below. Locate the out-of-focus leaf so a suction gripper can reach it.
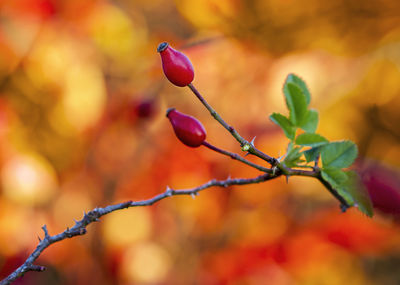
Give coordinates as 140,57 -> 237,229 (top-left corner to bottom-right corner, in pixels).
344,170 -> 374,217
321,168 -> 373,216
300,109 -> 319,133
269,112 -> 296,140
321,141 -> 358,168
321,168 -> 354,205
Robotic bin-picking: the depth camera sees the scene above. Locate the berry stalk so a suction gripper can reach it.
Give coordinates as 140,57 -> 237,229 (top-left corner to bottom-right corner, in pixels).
187,83 -> 277,165
202,141 -> 273,173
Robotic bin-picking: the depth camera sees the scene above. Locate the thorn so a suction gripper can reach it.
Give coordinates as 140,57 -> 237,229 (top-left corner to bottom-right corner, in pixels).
38,236 -> 41,242
277,155 -> 285,162
340,204 -> 349,213
272,166 -> 277,176
285,175 -> 290,184
250,136 -> 256,146
191,193 -> 196,199
80,228 -> 87,235
244,152 -> 250,157
165,186 -> 173,196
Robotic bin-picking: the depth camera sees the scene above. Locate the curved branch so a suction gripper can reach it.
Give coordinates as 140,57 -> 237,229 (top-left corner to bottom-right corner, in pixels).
0,173 -> 276,285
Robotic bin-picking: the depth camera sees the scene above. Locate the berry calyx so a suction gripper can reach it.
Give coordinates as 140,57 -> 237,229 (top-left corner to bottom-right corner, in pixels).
157,42 -> 194,87
166,108 -> 206,147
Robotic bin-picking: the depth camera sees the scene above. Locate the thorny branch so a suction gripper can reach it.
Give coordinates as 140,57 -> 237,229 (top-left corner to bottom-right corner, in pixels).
0,173 -> 276,285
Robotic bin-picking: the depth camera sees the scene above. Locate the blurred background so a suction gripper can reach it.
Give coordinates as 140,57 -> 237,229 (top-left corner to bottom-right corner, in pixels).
0,0 -> 399,284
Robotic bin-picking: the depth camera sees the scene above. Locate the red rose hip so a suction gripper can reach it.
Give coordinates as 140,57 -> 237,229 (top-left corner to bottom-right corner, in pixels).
166,108 -> 206,147
157,42 -> 194,87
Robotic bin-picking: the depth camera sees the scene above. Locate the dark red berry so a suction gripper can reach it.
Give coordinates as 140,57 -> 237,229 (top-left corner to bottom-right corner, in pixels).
157,42 -> 194,87
166,108 -> 206,147
361,163 -> 400,216
135,98 -> 156,119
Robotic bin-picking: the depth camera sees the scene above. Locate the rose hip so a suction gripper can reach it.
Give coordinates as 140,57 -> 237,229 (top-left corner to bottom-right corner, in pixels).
157,42 -> 194,87
166,108 -> 206,147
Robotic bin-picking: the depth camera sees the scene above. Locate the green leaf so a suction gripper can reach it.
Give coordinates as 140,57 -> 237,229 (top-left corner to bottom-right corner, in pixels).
283,143 -> 303,167
321,168 -> 373,216
295,133 -> 328,148
283,82 -> 308,127
321,141 -> 358,168
285,74 -> 311,105
300,109 -> 319,133
269,113 -> 296,140
343,171 -> 373,217
303,147 -> 321,163
321,168 -> 354,205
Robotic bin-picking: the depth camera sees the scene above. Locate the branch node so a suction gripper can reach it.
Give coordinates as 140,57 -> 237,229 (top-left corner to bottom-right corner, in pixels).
241,143 -> 251,152
123,200 -> 133,208
66,228 -> 75,238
